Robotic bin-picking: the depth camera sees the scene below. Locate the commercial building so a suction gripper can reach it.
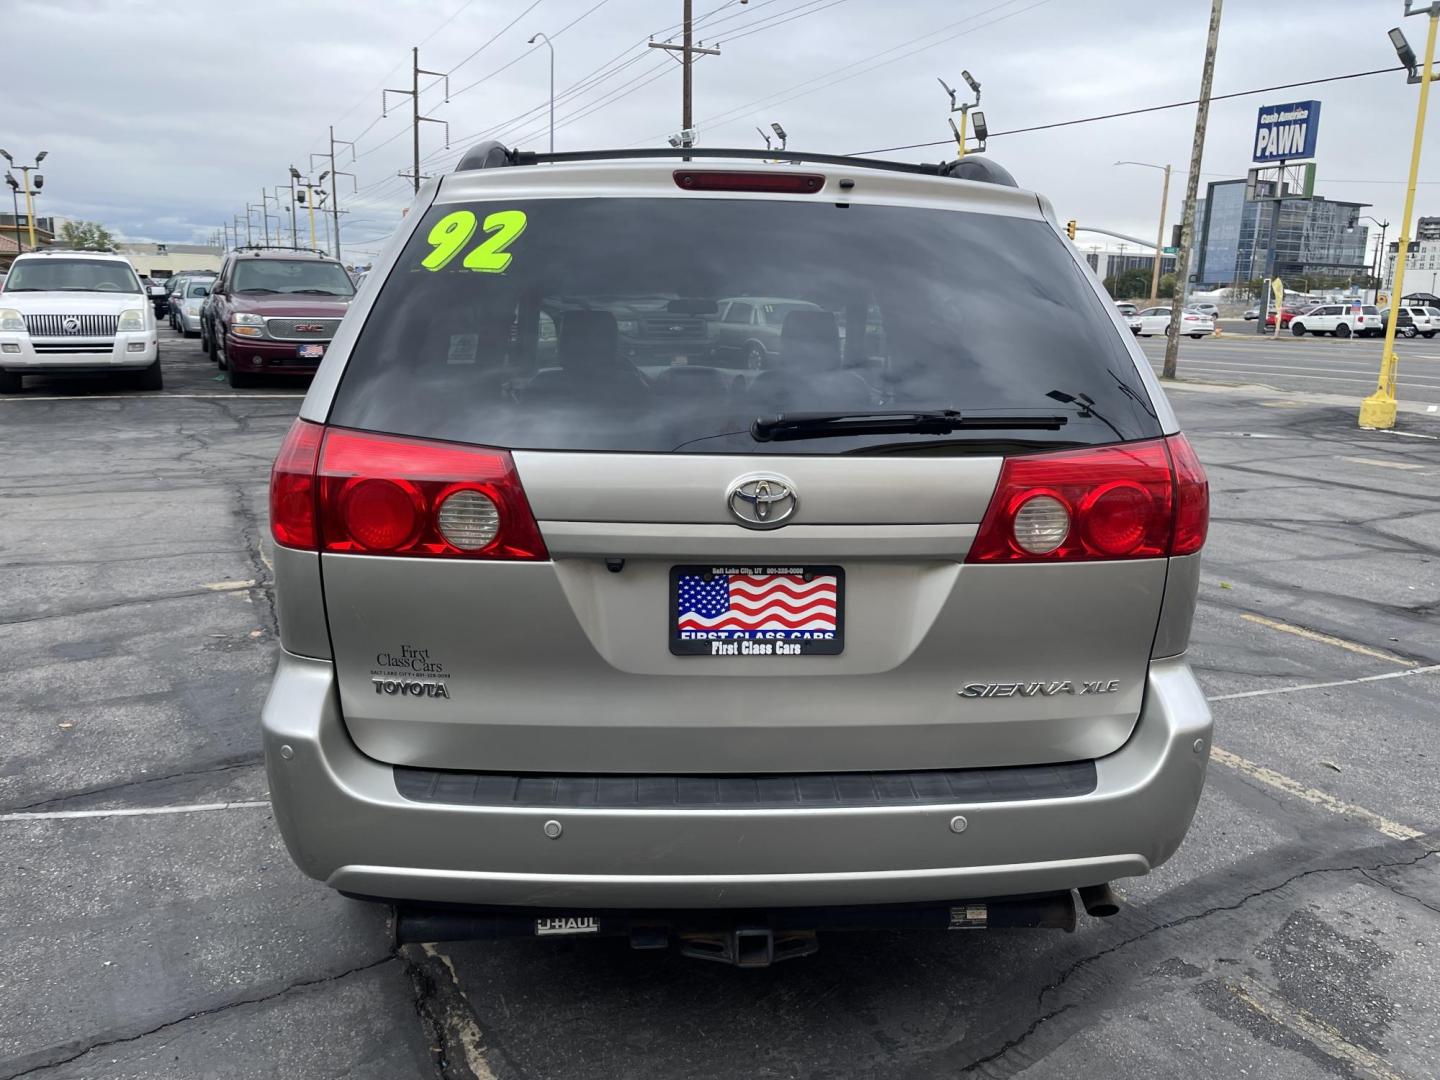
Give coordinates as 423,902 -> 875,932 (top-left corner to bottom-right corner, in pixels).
1082,249 -> 1178,287
1382,235 -> 1440,295
1192,179 -> 1368,290
116,242 -> 223,278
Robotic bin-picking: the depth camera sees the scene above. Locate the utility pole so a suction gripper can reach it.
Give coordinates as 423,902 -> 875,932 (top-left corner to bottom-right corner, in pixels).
649,1 -> 721,142
385,48 -> 450,194
248,202 -> 269,246
327,127 -> 356,264
1162,0 -> 1223,381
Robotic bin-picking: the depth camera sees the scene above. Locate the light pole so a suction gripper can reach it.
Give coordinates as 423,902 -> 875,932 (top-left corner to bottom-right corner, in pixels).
1362,4 -> 1440,430
288,166 -> 301,251
1116,160 -> 1173,304
0,149 -> 47,249
528,32 -> 555,153
5,172 -> 21,253
938,71 -> 981,160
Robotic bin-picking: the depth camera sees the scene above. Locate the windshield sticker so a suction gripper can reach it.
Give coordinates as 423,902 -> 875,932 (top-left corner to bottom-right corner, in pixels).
447,333 -> 479,365
421,208 -> 528,273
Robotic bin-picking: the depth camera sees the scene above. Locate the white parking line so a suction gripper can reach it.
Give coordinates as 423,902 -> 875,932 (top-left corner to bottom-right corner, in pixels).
1209,748 -> 1424,842
0,393 -> 305,402
0,800 -> 269,823
1209,664 -> 1440,701
1224,978 -> 1408,1080
1339,456 -> 1427,471
1240,613 -> 1418,666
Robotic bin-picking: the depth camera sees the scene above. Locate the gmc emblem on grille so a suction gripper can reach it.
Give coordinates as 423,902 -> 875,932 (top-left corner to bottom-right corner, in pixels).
293,323 -> 325,332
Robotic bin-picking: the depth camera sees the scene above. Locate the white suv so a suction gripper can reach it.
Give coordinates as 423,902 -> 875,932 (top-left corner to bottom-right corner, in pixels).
0,251 -> 160,393
1287,303 -> 1382,339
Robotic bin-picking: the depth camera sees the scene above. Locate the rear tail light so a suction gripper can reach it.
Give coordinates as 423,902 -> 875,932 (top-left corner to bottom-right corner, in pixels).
967,436 -> 1208,563
267,422 -> 547,560
270,419 -> 323,549
673,170 -> 824,194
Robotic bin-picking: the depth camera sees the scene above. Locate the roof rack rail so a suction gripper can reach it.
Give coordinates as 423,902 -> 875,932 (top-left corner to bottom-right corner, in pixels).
453,141 -> 1018,187
232,244 -> 333,257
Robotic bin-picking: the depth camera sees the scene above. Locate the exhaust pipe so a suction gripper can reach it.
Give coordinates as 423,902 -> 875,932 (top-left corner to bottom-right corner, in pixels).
1077,882 -> 1121,918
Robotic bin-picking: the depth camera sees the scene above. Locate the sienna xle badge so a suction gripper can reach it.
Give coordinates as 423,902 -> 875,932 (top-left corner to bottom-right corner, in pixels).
261,142 -> 1211,967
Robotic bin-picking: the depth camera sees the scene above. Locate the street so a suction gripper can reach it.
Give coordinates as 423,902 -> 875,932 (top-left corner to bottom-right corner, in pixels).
1138,322 -> 1440,408
1,329 -> 1437,1079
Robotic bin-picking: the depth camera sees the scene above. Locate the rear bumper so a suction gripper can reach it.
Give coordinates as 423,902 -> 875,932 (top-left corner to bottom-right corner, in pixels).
263,653 -> 1212,908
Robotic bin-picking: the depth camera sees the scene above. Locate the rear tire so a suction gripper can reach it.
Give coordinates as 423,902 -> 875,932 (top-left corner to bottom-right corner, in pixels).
1291,323 -> 1305,336
1336,324 -> 1351,338
1189,333 -> 1204,340
0,369 -> 21,394
136,359 -> 163,391
200,322 -> 210,354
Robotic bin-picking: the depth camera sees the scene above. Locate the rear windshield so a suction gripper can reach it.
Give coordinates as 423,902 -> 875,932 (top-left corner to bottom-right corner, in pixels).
5,258 -> 140,294
331,197 -> 1163,453
232,260 -> 353,296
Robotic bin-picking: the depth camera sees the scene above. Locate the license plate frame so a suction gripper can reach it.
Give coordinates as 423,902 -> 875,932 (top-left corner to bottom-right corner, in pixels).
296,343 -> 325,359
670,564 -> 845,657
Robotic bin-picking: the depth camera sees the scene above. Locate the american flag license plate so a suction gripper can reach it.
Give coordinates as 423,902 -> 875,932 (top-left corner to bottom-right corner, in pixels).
670,565 -> 844,656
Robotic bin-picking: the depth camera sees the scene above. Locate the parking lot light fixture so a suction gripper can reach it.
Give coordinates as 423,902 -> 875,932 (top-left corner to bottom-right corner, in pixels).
1361,4 -> 1440,430
528,32 -> 555,153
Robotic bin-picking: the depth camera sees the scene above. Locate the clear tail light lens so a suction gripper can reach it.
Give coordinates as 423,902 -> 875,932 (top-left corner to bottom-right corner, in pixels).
1167,433 -> 1209,555
270,419 -> 323,549
268,422 -> 547,560
967,436 -> 1207,563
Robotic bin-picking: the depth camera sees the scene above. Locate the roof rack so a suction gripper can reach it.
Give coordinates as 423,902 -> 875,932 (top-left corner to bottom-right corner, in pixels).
231,244 -> 333,257
453,142 -> 1018,187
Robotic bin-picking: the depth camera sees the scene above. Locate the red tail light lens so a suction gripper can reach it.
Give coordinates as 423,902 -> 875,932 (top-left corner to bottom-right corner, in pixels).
1168,433 -> 1209,555
270,418 -> 323,549
968,437 -> 1207,563
673,170 -> 825,194
316,428 -> 548,559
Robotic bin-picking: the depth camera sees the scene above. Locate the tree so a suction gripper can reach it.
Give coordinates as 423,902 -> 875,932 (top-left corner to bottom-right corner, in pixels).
1103,267 -> 1152,299
1157,273 -> 1177,299
57,219 -> 116,251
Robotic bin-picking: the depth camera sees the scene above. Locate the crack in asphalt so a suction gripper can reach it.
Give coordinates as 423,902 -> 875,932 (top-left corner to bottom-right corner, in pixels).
1358,866 -> 1440,917
0,954 -> 398,1080
0,755 -> 263,814
957,847 -> 1440,1076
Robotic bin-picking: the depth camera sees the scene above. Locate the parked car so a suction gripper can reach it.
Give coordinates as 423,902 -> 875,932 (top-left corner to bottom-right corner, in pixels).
1381,304 -> 1440,338
1243,307 -> 1259,320
1264,306 -> 1308,329
1132,306 -> 1214,338
0,250 -> 160,392
167,272 -> 217,332
1114,301 -> 1138,318
203,247 -> 354,387
170,276 -> 214,337
1185,302 -> 1219,319
711,296 -> 825,369
1288,303 -> 1382,338
147,275 -> 171,317
260,144 -> 1211,962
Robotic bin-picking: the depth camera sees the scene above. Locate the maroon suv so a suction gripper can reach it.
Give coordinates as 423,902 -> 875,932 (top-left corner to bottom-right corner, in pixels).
202,248 -> 355,387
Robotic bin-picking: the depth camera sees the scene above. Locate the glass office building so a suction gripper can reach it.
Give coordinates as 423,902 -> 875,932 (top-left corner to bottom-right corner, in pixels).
1192,179 -> 1368,289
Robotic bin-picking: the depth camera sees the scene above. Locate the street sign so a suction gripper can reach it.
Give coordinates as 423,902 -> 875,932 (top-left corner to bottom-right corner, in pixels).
1163,246 -> 1178,254
1253,100 -> 1321,163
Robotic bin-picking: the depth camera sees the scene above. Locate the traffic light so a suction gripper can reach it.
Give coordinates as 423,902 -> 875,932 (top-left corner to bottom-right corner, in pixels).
1066,219 -> 1077,241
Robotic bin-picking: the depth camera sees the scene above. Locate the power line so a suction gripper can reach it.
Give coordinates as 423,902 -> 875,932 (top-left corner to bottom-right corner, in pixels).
635,0 -> 1051,145
850,64 -> 1410,156
716,0 -> 853,46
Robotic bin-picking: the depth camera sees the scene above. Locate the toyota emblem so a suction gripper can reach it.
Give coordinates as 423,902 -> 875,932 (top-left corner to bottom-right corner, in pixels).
726,474 -> 797,529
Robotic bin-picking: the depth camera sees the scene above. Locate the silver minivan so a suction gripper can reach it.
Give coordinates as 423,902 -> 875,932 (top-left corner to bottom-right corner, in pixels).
263,145 -> 1211,964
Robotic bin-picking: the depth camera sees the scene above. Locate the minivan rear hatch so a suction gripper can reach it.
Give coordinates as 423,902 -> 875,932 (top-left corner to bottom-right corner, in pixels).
312,179 -> 1174,775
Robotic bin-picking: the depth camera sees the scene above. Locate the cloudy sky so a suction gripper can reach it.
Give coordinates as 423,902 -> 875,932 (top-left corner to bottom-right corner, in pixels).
7,0 -> 1434,263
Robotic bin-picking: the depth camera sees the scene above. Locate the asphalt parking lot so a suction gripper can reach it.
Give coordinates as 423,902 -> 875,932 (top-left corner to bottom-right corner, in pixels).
2,328 -> 1438,1079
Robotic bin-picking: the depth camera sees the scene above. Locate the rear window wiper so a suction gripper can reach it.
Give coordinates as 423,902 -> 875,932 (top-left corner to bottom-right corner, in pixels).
751,409 -> 1068,442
